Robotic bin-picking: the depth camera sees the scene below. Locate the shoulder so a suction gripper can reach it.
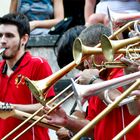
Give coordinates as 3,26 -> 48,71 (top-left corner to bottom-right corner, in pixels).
31,56 -> 45,63
30,56 -> 50,67
25,52 -> 50,67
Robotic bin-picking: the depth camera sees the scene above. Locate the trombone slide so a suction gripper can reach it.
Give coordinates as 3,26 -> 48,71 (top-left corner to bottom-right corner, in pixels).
71,71 -> 140,103
0,109 -> 60,131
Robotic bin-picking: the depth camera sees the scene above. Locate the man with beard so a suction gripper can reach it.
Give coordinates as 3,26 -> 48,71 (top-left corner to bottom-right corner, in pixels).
0,13 -> 55,140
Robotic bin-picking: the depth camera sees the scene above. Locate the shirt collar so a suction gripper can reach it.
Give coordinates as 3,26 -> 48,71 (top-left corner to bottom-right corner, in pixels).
1,51 -> 32,74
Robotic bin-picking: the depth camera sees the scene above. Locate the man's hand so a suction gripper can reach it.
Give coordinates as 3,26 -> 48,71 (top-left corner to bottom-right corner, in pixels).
120,57 -> 140,74
78,69 -> 100,84
43,106 -> 68,127
56,127 -> 71,140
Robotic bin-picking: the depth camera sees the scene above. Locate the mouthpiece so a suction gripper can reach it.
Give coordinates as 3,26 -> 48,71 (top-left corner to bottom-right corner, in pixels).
0,48 -> 5,55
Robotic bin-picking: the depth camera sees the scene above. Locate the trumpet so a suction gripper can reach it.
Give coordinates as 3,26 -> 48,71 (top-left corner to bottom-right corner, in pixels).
71,75 -> 140,140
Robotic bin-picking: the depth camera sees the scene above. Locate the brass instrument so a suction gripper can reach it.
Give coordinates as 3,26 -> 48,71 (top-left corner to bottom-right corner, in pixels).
0,107 -> 61,131
70,75 -> 140,140
73,37 -> 140,65
26,20 -> 140,105
71,71 -> 140,104
113,115 -> 140,140
24,61 -> 78,105
73,20 -> 140,65
73,38 -> 102,64
101,34 -> 140,62
3,20 -> 140,139
2,78 -> 79,140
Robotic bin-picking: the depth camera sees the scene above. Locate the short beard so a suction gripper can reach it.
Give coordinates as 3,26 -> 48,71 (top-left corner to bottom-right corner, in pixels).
2,55 -> 14,60
2,42 -> 21,60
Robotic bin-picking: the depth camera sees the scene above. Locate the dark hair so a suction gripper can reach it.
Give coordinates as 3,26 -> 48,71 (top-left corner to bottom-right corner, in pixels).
56,24 -> 111,68
56,25 -> 86,68
79,23 -> 111,46
0,13 -> 30,38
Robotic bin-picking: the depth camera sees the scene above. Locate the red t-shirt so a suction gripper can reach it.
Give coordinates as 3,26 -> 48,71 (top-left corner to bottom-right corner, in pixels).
0,52 -> 55,140
86,68 -> 140,140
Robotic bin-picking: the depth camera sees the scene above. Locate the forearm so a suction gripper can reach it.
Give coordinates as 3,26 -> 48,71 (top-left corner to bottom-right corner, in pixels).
65,116 -> 94,138
31,19 -> 63,29
12,103 -> 42,113
84,0 -> 96,22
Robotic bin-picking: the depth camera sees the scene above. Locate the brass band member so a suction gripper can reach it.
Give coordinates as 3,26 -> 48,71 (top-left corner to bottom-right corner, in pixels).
0,13 -> 55,140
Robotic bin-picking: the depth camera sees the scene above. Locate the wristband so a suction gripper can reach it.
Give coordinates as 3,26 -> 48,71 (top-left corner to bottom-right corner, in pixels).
68,130 -> 74,138
89,75 -> 99,84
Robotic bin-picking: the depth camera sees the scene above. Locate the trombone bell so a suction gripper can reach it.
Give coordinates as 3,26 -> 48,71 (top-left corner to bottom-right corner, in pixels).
25,77 -> 47,106
73,38 -> 83,64
101,34 -> 140,61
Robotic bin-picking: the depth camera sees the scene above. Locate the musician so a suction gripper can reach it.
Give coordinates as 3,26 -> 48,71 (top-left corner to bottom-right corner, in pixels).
85,0 -> 140,27
0,13 -> 55,139
43,24 -> 140,140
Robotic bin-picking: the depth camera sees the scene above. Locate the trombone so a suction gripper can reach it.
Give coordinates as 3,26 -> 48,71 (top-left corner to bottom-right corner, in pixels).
71,71 -> 140,104
73,37 -> 140,65
70,73 -> 140,140
73,20 -> 140,65
2,78 -> 79,140
3,20 -> 140,139
101,34 -> 140,62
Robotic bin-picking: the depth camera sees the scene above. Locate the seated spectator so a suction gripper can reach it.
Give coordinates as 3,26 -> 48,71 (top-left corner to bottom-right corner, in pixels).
85,0 -> 140,28
10,0 -> 64,36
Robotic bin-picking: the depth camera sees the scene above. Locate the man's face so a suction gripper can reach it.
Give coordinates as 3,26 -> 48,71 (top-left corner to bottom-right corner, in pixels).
0,24 -> 21,59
